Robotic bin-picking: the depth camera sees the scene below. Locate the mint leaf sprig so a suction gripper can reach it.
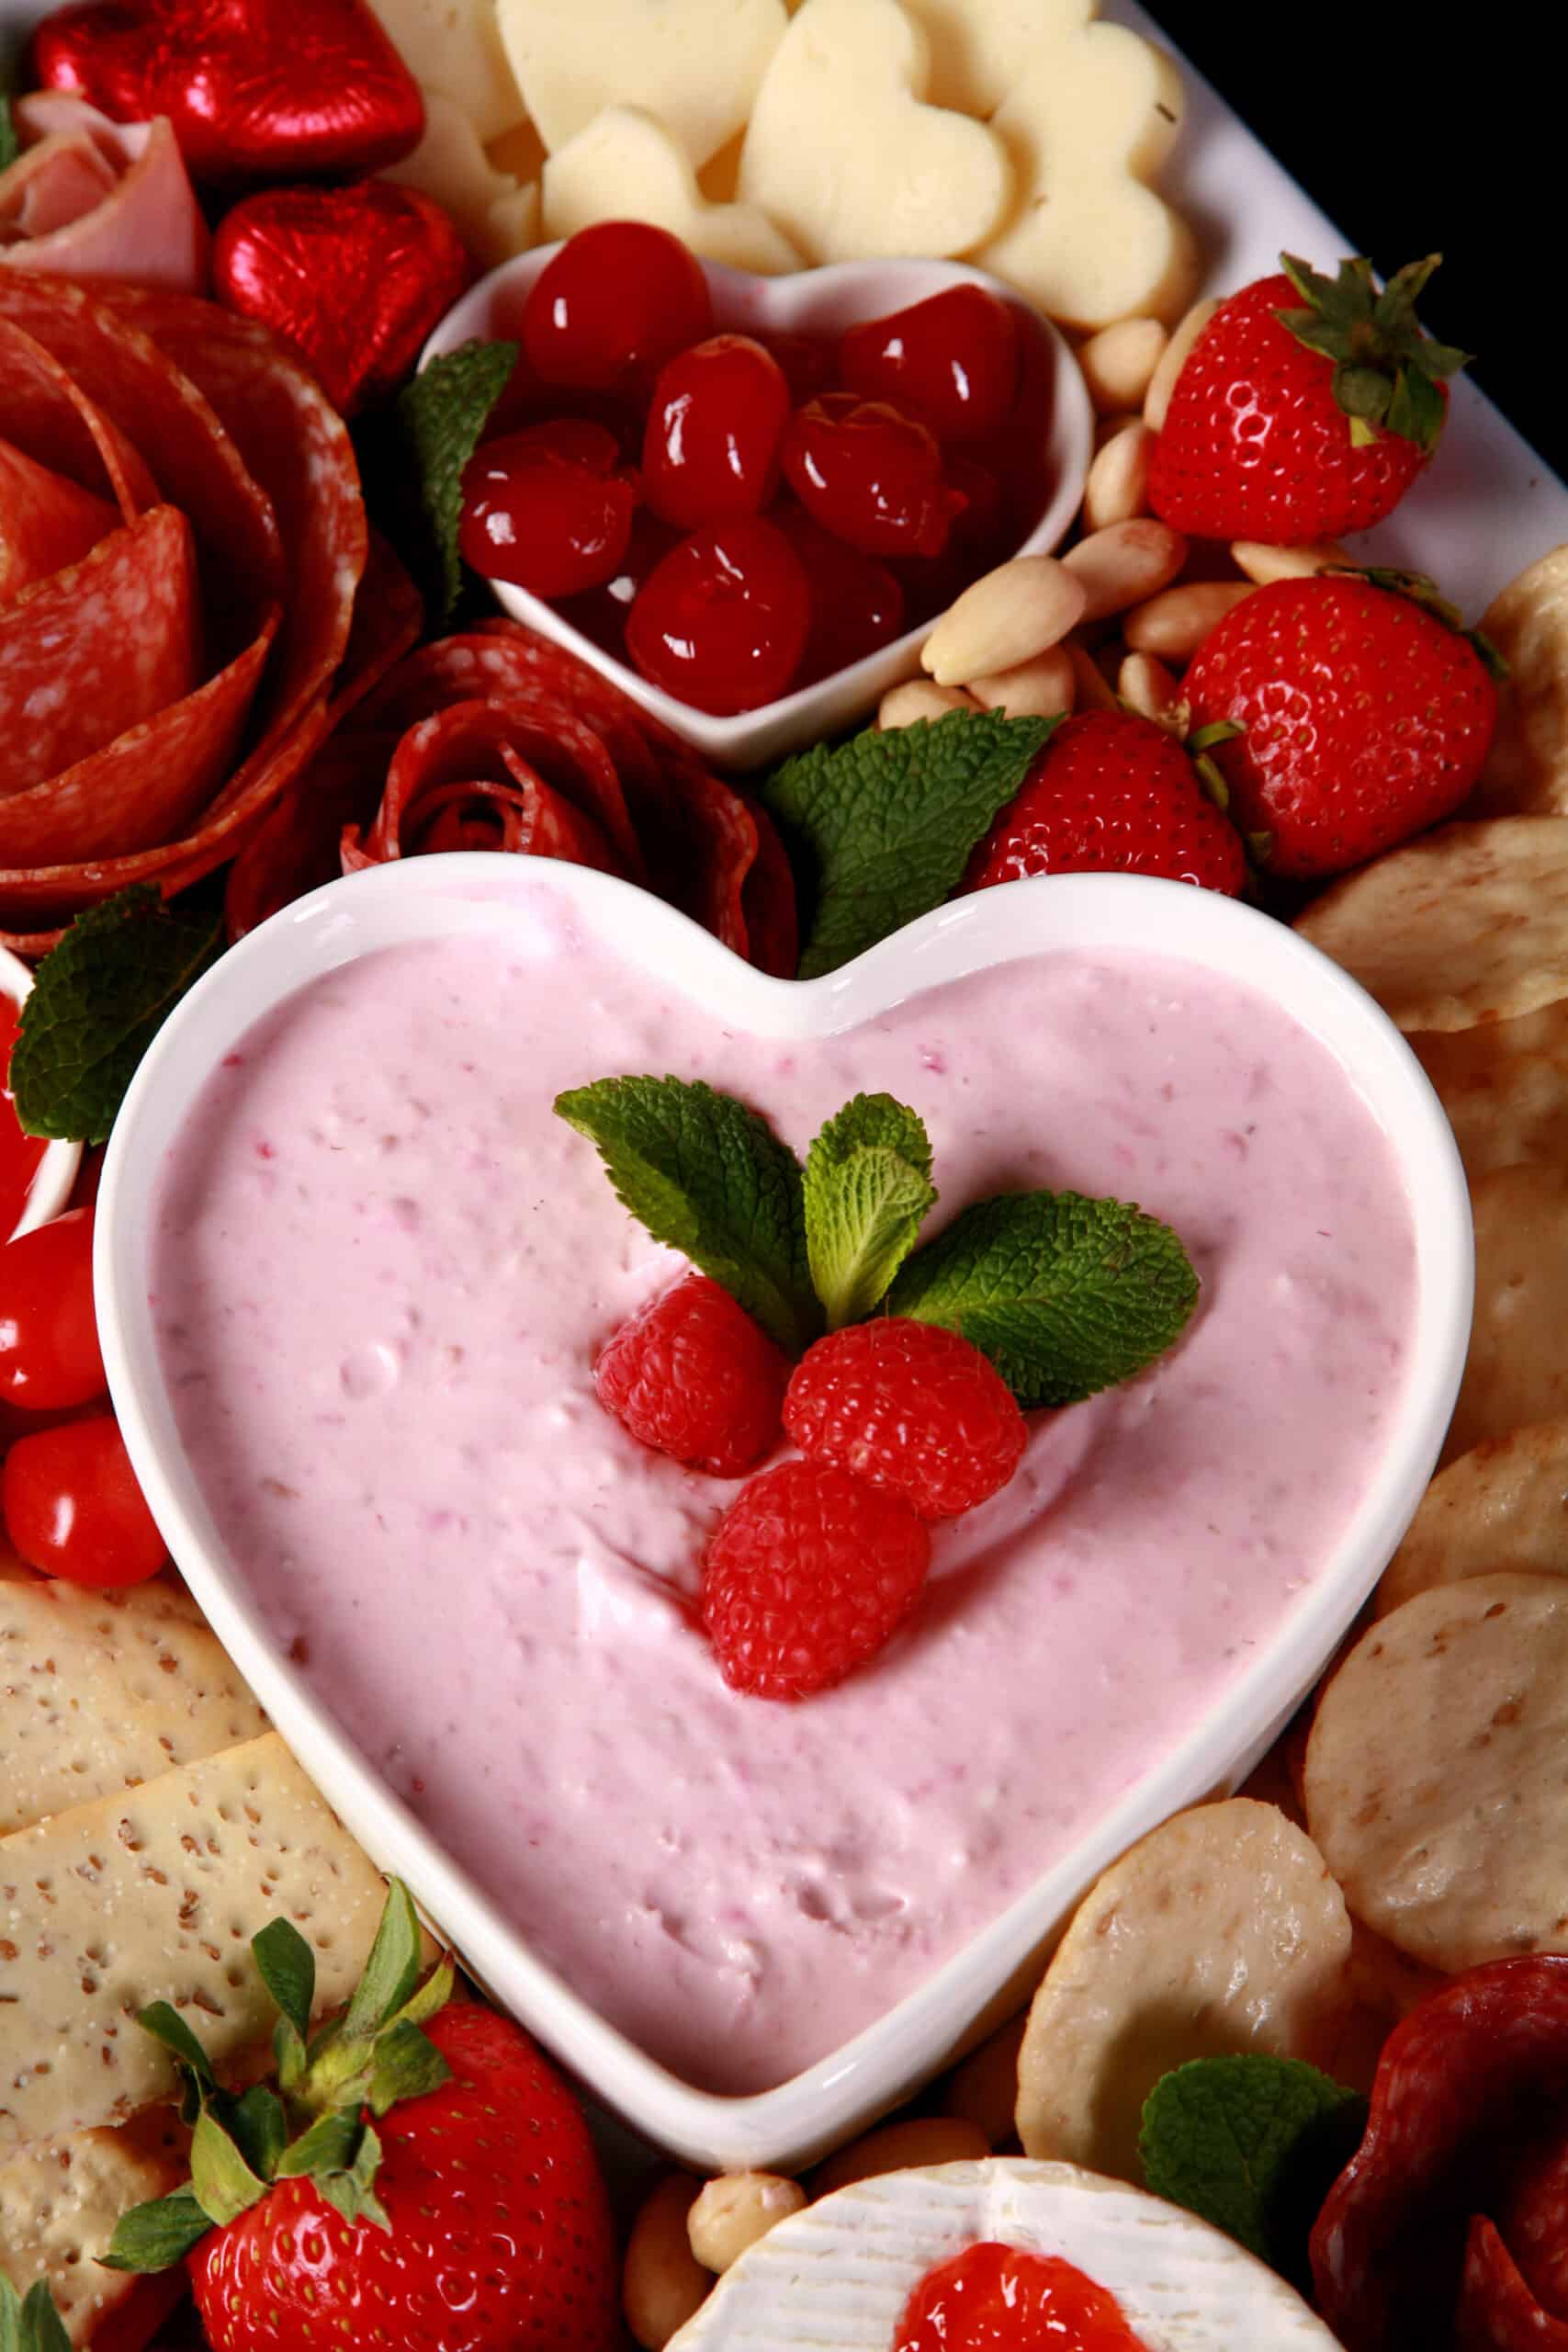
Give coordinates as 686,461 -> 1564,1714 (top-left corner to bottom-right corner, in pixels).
105,1882 -> 455,2272
557,1075 -> 1198,1407
1139,2053 -> 1367,2290
395,339 -> 518,624
0,87 -> 17,176
762,709 -> 1060,980
12,884 -> 224,1145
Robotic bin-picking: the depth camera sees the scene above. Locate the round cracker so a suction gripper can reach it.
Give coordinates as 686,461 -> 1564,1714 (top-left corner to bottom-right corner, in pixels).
1376,1418 -> 1568,1617
1414,996 -> 1568,1177
1014,1799 -> 1350,2183
1468,544 -> 1568,819
1304,1570 -> 1568,1973
1445,1166 -> 1568,1462
1294,816 -> 1568,1033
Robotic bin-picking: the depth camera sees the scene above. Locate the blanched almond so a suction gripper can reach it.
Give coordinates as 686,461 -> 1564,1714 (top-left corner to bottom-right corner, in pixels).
1231,537 -> 1354,584
688,2172 -> 807,2273
1079,317 -> 1168,415
942,2011 -> 1030,2147
1084,421 -> 1156,530
1122,580 -> 1257,661
813,2116 -> 990,2199
1065,637 -> 1121,712
965,644 -> 1076,719
879,679 -> 976,729
1144,296 -> 1221,431
1117,650 -> 1183,724
625,2174 -> 709,2349
920,556 -> 1088,686
1061,519 -> 1187,622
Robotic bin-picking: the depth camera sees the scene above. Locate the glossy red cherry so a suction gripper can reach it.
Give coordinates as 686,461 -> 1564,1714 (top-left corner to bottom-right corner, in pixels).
626,516 -> 810,714
895,2244 -> 1149,2351
755,327 -> 838,404
521,220 -> 713,391
840,284 -> 1022,442
557,504 -> 682,654
773,504 -> 905,680
642,334 -> 790,529
782,392 -> 962,559
460,421 -> 639,598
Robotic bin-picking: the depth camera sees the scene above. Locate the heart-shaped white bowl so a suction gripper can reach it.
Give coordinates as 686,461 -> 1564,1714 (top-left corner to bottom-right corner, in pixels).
0,943 -> 81,1238
96,859 -> 1470,2173
423,249 -> 1094,769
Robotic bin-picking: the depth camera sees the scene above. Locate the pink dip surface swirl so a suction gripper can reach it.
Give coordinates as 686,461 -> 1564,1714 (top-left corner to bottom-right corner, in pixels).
149,884 -> 1416,2093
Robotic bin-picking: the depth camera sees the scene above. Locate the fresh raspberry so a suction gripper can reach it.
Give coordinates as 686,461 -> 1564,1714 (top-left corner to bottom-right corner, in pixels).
783,1317 -> 1027,1520
595,1272 -> 789,1477
703,1458 -> 930,1698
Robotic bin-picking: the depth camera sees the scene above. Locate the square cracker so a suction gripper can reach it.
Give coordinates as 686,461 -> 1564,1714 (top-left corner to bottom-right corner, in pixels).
0,2110 -> 186,2345
0,1575 -> 267,1837
0,1732 -> 391,2148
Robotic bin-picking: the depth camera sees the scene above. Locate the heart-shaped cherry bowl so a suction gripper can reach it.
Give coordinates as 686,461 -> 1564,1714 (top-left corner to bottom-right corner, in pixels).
96,859 -> 1470,2173
423,249 -> 1095,768
0,943 -> 80,1238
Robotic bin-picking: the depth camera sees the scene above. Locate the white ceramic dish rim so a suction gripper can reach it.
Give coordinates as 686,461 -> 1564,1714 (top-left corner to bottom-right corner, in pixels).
0,944 -> 82,1239
422,246 -> 1095,769
96,855 -> 1471,2172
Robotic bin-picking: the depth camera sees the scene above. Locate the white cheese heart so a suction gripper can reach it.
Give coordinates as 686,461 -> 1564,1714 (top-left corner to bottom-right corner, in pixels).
495,0 -> 789,164
364,0 -> 525,143
669,2159 -> 1343,2347
979,3 -> 1198,328
382,90 -> 539,266
899,0 -> 1051,115
737,0 -> 1012,264
541,106 -> 803,273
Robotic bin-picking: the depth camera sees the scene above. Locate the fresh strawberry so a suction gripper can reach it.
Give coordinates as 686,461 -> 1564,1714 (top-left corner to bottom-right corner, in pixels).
1182,571 -> 1500,877
1147,254 -> 1468,543
962,710 -> 1247,898
596,1268 -> 790,1476
703,1456 -> 929,1698
784,1317 -> 1025,1520
106,1885 -> 619,2352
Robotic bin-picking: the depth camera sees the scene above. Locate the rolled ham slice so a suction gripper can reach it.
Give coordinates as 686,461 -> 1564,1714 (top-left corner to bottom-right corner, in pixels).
1,96 -> 209,295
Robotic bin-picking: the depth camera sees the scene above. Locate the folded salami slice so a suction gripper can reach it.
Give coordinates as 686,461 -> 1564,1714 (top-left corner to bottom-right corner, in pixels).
0,274 -> 368,948
1312,1955 -> 1568,2350
0,434 -> 118,604
224,619 -> 798,975
1456,2216 -> 1568,2351
0,504 -> 199,797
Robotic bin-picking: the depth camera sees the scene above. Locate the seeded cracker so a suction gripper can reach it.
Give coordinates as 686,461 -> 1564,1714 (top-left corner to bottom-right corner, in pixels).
1304,1573 -> 1568,1973
1413,997 -> 1568,1177
1468,544 -> 1568,817
1376,1419 -> 1568,1618
0,2111 -> 186,2345
0,1732 -> 392,2147
1294,816 -> 1568,1032
1444,1165 -> 1568,1461
1014,1799 -> 1351,2184
0,1575 -> 267,1836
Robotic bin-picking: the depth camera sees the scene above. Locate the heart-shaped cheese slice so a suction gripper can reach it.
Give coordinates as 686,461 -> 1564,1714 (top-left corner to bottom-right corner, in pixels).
979,2 -> 1198,327
542,106 -> 802,273
738,0 -> 1012,263
900,0 -> 1053,115
669,2159 -> 1343,2346
365,0 -> 525,142
496,0 -> 788,164
383,91 -> 539,267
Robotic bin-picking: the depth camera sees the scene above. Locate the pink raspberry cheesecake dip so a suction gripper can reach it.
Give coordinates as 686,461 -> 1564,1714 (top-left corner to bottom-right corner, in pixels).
146,876 -> 1418,2096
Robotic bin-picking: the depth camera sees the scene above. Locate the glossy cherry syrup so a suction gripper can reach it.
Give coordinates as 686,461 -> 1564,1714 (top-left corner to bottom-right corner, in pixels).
894,2243 -> 1150,2351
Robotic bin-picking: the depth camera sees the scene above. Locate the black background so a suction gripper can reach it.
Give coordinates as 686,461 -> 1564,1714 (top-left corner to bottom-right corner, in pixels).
1150,4 -> 1559,471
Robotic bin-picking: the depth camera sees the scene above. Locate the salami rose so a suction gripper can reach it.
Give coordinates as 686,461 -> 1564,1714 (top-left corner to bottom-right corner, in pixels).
0,272 -> 380,953
1312,1955 -> 1568,2349
224,619 -> 798,976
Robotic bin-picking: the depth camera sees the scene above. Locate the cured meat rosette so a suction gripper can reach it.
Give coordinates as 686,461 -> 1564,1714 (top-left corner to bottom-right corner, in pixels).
225,619 -> 799,974
0,272 -> 413,953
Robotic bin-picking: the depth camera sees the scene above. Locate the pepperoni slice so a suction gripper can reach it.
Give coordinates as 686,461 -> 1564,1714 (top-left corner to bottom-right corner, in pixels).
0,505 -> 199,797
1311,1955 -> 1568,2350
0,435 -> 118,603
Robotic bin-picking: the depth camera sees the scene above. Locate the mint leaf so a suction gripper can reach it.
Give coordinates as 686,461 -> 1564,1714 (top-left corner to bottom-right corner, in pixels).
397,339 -> 517,622
556,1076 -> 818,1352
887,1191 -> 1198,1408
11,886 -> 223,1144
762,710 -> 1058,979
804,1094 -> 936,1329
1140,2054 -> 1366,2285
0,91 -> 17,176
252,1917 -> 315,2042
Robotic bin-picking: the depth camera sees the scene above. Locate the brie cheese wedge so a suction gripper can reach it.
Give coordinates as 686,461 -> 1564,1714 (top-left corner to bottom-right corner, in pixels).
669,2160 -> 1341,2347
